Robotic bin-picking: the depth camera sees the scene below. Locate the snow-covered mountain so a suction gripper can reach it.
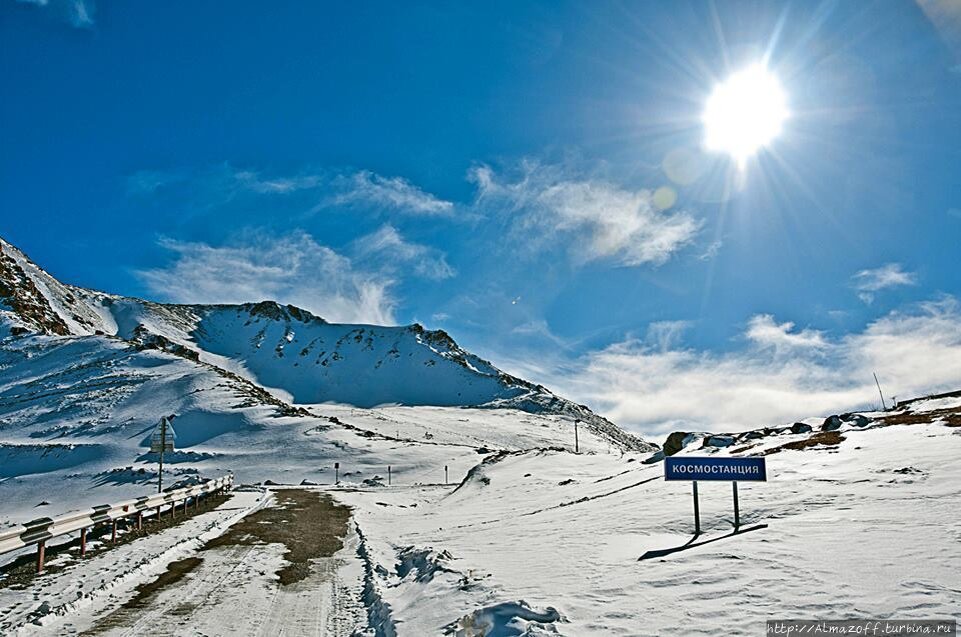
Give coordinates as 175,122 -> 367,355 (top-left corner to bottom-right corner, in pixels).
0,235 -> 648,450
1,234 -> 655,528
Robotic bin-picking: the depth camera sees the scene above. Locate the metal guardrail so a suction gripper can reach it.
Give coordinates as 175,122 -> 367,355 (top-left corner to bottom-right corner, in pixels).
0,474 -> 233,572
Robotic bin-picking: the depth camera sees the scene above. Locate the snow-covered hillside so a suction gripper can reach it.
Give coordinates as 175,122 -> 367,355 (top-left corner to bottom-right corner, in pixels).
4,389 -> 959,635
0,234 -> 655,529
337,397 -> 961,635
3,234 -> 960,636
0,236 -> 648,452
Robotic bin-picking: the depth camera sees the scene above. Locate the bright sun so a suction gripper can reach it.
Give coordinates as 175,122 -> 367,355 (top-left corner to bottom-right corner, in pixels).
703,63 -> 789,166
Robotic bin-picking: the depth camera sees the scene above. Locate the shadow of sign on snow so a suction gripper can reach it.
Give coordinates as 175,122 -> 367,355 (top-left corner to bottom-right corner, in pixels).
638,524 -> 768,560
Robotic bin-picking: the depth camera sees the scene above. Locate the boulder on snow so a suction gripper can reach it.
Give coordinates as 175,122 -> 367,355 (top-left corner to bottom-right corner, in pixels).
840,413 -> 871,427
702,435 -> 735,448
791,422 -> 813,434
663,431 -> 689,456
822,415 -> 843,431
642,449 -> 665,464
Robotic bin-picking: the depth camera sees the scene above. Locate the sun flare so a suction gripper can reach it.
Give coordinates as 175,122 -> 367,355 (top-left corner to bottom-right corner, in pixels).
703,63 -> 789,166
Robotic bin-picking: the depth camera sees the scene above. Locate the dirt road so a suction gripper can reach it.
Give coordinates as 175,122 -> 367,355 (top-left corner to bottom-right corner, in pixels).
81,490 -> 366,637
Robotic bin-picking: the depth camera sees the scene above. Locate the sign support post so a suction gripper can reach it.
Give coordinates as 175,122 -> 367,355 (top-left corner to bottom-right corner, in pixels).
158,421 -> 165,493
733,482 -> 740,529
665,456 -> 767,535
151,416 -> 176,494
692,481 -> 701,536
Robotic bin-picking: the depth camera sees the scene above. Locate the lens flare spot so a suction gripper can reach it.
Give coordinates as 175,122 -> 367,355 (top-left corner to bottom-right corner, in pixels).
653,186 -> 677,210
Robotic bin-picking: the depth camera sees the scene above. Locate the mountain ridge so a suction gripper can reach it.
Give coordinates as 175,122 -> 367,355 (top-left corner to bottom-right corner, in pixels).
0,235 -> 654,452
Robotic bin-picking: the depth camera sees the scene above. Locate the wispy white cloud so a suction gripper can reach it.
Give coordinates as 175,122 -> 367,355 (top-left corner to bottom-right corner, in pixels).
139,232 -> 396,325
128,165 -> 455,219
470,162 -> 701,267
698,239 -> 723,261
645,320 -> 693,352
852,263 -> 917,303
353,224 -> 455,281
532,298 -> 961,436
332,170 -> 454,216
232,170 -> 324,195
745,315 -> 827,354
17,0 -> 95,27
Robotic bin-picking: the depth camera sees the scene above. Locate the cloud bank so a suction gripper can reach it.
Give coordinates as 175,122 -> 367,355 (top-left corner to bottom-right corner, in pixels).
471,162 -> 702,267
139,232 -> 397,325
539,298 -> 961,436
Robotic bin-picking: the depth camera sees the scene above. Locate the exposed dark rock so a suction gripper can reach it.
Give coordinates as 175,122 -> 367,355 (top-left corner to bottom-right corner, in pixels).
663,431 -> 690,456
822,415 -> 843,431
703,434 -> 736,448
840,413 -> 871,427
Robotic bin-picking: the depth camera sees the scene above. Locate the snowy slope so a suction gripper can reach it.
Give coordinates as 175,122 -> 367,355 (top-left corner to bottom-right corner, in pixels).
2,232 -> 960,636
0,236 -> 649,451
3,386 -> 959,635
337,400 -> 961,636
0,332 -> 634,528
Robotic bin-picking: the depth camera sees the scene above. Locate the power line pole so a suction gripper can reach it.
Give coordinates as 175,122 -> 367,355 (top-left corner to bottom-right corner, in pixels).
873,372 -> 887,411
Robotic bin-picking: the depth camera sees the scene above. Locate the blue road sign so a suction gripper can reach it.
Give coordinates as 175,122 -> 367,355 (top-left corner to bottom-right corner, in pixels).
664,456 -> 767,482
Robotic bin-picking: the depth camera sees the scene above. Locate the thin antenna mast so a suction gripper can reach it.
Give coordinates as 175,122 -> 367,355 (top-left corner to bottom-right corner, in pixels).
873,372 -> 887,411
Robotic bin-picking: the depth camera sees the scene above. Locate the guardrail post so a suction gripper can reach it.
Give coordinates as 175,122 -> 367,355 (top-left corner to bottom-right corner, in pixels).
36,540 -> 45,574
111,519 -> 118,543
80,527 -> 88,557
137,512 -> 143,530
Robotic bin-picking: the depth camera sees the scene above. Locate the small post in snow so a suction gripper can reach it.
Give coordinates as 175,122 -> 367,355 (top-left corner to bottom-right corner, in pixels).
732,482 -> 740,530
334,462 -> 340,485
574,419 -> 580,454
151,416 -> 176,493
388,465 -> 391,486
444,465 -> 449,485
692,481 -> 701,536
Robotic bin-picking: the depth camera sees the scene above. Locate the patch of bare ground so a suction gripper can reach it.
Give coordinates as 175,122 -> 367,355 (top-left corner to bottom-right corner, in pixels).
728,442 -> 761,455
82,557 -> 204,635
0,492 -> 229,591
763,431 -> 846,455
203,490 -> 350,586
879,407 -> 961,427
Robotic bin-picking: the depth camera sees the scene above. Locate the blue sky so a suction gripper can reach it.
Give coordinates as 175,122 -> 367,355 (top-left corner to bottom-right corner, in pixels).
3,0 -> 961,433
